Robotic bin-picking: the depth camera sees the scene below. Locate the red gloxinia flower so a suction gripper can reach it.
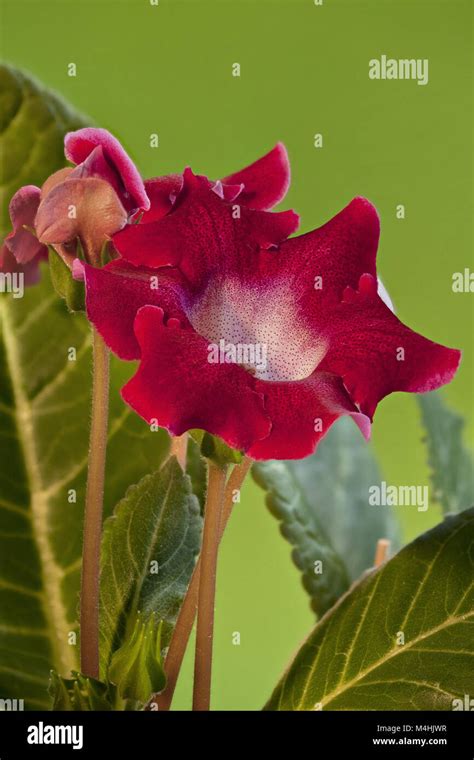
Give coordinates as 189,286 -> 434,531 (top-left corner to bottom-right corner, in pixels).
79,166 -> 460,460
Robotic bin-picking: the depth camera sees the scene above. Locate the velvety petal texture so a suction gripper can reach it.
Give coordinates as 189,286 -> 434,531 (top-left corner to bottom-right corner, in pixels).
84,154 -> 461,460
135,142 -> 291,225
65,127 -> 150,213
113,169 -> 299,288
81,261 -> 191,360
318,273 -> 461,418
122,306 -> 271,451
222,142 -> 290,210
247,372 -> 370,460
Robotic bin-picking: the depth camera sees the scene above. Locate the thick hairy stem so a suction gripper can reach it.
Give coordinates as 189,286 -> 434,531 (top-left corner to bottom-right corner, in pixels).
150,457 -> 252,711
192,462 -> 227,710
80,328 -> 110,678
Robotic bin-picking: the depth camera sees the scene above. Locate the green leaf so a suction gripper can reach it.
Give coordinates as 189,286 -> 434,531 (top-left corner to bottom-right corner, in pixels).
253,418 -> 400,617
48,248 -> 85,312
99,458 -> 202,679
418,392 -> 474,514
186,435 -> 207,512
266,508 -> 474,710
108,612 -> 165,703
49,669 -> 115,711
0,267 -> 169,708
0,64 -> 88,238
201,431 -> 242,466
0,66 -> 171,708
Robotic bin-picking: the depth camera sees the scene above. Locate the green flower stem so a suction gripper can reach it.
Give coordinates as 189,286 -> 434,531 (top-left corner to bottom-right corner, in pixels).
150,457 -> 252,711
80,327 -> 110,678
192,460 -> 228,710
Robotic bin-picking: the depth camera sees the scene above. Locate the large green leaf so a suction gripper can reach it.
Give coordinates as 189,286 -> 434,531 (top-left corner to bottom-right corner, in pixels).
418,392 -> 474,514
0,269 -> 169,709
99,458 -> 202,679
0,64 -> 88,238
0,66 -> 170,708
253,418 -> 400,617
266,508 -> 474,710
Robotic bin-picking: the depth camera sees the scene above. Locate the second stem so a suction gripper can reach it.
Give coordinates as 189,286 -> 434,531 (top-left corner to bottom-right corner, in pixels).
80,327 -> 110,679
192,461 -> 227,710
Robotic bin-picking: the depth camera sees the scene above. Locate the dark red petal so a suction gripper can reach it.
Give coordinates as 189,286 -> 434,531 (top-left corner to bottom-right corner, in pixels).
248,371 -> 370,460
82,261 -> 191,360
64,128 -> 150,212
5,186 -> 47,264
263,196 -> 380,309
141,175 -> 184,223
113,171 -> 299,285
222,143 -> 290,210
122,306 -> 271,450
319,274 -> 461,418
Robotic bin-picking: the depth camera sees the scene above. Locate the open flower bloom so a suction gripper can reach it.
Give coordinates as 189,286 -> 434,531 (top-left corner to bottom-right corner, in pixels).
80,167 -> 460,460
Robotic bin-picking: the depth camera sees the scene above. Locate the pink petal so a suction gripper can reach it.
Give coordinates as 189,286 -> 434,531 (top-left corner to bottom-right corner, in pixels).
35,177 -> 128,259
64,128 -> 150,212
122,305 -> 271,450
0,241 -> 47,286
319,274 -> 461,418
248,371 -> 371,460
70,145 -> 123,198
222,143 -> 290,210
5,186 -> 47,264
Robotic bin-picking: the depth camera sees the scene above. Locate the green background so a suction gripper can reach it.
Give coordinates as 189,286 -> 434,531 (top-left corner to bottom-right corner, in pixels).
1,0 -> 472,709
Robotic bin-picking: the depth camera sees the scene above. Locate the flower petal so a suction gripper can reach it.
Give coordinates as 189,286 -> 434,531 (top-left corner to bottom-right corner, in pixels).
0,241 -> 47,286
222,143 -> 290,210
82,262 -> 191,360
113,170 -> 299,286
141,175 -> 184,223
64,127 -> 150,212
248,371 -> 370,460
122,305 -> 271,450
35,177 -> 128,259
264,196 -> 380,309
319,274 -> 461,418
5,186 -> 46,264
41,168 -> 74,199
